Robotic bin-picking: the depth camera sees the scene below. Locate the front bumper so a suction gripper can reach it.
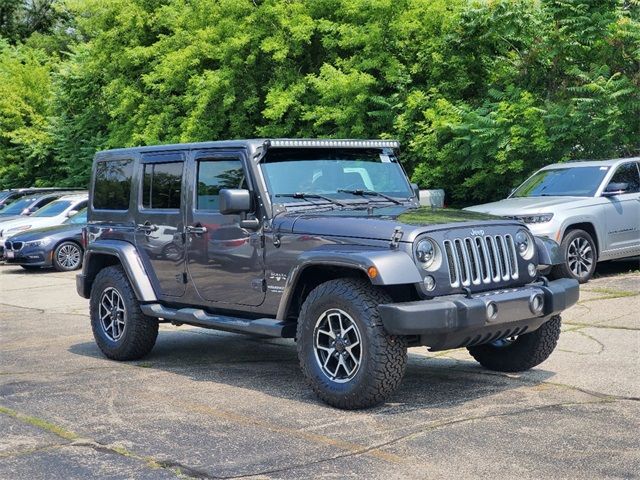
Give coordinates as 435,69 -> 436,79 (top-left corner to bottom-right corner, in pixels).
379,278 -> 579,351
2,247 -> 51,266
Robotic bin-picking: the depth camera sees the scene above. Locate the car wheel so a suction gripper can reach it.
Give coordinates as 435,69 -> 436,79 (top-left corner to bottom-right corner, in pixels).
552,229 -> 597,283
53,241 -> 83,271
467,315 -> 561,372
90,265 -> 158,361
297,278 -> 407,409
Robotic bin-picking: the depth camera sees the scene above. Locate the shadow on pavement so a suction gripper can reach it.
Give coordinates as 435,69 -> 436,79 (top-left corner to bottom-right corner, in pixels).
69,329 -> 555,411
593,256 -> 639,279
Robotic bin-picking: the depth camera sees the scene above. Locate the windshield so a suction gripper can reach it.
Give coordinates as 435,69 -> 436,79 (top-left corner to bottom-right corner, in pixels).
31,200 -> 73,217
64,208 -> 87,225
0,197 -> 37,215
512,166 -> 609,198
261,148 -> 413,204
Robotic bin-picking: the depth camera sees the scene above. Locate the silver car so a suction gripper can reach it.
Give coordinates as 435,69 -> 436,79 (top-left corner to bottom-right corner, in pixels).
466,158 -> 640,282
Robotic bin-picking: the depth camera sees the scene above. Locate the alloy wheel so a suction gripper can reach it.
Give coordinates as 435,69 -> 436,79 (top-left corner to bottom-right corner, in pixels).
99,287 -> 126,341
567,236 -> 594,279
57,243 -> 81,270
313,309 -> 362,383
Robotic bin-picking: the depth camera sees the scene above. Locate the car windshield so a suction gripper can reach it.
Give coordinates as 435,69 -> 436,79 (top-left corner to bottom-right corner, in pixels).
0,197 -> 37,215
260,148 -> 413,205
511,166 -> 609,198
64,208 -> 87,225
31,200 -> 73,217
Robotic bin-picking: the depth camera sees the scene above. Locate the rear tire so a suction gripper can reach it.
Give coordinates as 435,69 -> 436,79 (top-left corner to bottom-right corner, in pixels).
90,265 -> 158,360
467,315 -> 561,372
551,229 -> 597,283
297,278 -> 407,409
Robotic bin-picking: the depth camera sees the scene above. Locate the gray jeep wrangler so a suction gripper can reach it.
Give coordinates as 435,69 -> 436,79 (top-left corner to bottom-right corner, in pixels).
77,139 -> 579,409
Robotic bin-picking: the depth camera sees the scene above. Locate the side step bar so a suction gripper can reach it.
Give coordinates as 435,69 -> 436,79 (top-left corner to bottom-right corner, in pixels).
140,303 -> 296,338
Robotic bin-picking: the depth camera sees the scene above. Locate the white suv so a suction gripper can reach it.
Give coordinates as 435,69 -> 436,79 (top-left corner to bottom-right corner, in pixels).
0,194 -> 88,254
467,158 -> 640,282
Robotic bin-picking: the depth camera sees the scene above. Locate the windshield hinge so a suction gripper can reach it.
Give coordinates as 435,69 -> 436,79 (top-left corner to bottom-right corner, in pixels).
390,227 -> 403,249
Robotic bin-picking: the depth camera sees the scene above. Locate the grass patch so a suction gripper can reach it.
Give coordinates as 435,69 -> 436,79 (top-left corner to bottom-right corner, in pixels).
0,405 -> 78,441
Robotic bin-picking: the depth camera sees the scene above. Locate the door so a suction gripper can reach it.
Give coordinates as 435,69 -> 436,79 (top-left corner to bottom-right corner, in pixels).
134,152 -> 186,298
185,150 -> 265,306
602,161 -> 640,254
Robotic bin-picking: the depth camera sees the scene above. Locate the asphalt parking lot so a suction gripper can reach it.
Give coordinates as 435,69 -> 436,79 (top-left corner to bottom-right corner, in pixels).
1,260 -> 639,479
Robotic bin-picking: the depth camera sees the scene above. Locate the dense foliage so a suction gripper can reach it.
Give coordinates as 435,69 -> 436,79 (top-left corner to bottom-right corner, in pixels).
1,0 -> 638,205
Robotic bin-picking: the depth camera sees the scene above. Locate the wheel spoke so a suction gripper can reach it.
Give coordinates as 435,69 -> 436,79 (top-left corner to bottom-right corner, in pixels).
313,309 -> 362,383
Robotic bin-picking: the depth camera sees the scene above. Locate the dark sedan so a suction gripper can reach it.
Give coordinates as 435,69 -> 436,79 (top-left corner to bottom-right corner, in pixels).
3,209 -> 86,271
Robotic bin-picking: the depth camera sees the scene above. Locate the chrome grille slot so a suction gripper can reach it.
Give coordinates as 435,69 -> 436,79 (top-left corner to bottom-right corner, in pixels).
443,233 -> 520,288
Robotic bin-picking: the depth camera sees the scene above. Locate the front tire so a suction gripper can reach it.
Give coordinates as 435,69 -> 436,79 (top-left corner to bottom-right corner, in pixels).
297,278 -> 407,409
53,241 -> 83,271
467,315 -> 561,372
552,229 -> 597,283
90,265 -> 158,360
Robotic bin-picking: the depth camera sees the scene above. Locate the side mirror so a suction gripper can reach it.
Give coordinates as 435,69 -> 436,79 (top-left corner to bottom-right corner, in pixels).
410,182 -> 420,199
602,182 -> 629,197
21,208 -> 31,215
219,189 -> 251,215
66,210 -> 79,218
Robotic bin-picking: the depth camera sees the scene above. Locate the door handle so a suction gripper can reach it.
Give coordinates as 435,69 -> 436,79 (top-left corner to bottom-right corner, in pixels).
136,222 -> 159,234
186,225 -> 208,235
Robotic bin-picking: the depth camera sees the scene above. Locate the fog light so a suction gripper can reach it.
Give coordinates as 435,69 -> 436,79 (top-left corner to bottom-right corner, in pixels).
529,293 -> 544,315
528,263 -> 536,277
423,275 -> 436,291
486,301 -> 498,321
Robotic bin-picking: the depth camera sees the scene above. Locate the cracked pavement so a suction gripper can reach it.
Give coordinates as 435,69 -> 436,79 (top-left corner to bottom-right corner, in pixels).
1,259 -> 639,479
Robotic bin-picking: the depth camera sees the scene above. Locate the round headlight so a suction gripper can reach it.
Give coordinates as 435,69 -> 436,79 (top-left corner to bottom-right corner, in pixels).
415,238 -> 439,269
515,229 -> 535,260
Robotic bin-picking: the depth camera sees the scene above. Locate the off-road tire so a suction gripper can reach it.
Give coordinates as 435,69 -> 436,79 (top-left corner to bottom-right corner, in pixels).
551,229 -> 597,283
52,241 -> 83,272
90,265 -> 158,360
297,278 -> 407,409
467,315 -> 561,372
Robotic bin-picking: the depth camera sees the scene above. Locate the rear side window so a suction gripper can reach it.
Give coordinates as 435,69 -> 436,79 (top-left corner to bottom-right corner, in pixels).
196,159 -> 245,211
608,162 -> 640,193
94,159 -> 134,210
142,162 -> 183,209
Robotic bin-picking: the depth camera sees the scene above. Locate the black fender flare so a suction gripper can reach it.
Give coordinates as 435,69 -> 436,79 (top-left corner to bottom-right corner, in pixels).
77,240 -> 157,302
276,247 -> 421,320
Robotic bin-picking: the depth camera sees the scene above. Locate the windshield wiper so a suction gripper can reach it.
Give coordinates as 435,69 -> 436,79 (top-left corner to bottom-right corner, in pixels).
275,192 -> 347,207
337,189 -> 402,205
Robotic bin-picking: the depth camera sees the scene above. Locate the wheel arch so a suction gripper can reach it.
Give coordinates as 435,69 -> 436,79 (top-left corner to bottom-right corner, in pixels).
276,249 -> 422,322
562,222 -> 600,256
79,240 -> 157,302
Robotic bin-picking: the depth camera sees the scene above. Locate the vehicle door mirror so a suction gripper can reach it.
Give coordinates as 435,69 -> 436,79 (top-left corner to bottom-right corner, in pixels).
66,210 -> 79,218
410,183 -> 420,199
602,182 -> 629,196
219,189 -> 251,215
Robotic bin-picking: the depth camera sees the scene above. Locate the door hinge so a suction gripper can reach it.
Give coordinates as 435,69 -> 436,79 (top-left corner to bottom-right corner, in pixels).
390,226 -> 403,249
176,272 -> 188,284
252,278 -> 267,292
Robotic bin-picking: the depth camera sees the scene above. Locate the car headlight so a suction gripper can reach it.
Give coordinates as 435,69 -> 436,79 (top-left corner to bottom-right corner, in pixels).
415,238 -> 440,270
24,238 -> 51,248
7,225 -> 31,234
515,229 -> 535,260
517,213 -> 554,224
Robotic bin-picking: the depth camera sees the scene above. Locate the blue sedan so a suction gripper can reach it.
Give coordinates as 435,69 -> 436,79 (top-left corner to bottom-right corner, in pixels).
3,209 -> 87,271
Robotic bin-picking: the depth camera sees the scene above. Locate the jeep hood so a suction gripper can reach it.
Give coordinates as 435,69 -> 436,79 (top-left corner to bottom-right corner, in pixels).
466,196 -> 589,216
275,206 -> 521,243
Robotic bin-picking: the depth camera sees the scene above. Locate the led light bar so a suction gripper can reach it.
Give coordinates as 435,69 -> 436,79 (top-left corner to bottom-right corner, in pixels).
267,139 -> 400,149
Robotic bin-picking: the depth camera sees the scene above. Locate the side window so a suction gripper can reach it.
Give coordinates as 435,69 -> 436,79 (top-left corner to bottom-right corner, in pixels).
74,200 -> 88,211
608,163 -> 640,194
94,159 -> 134,210
142,162 -> 183,209
196,159 -> 245,211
